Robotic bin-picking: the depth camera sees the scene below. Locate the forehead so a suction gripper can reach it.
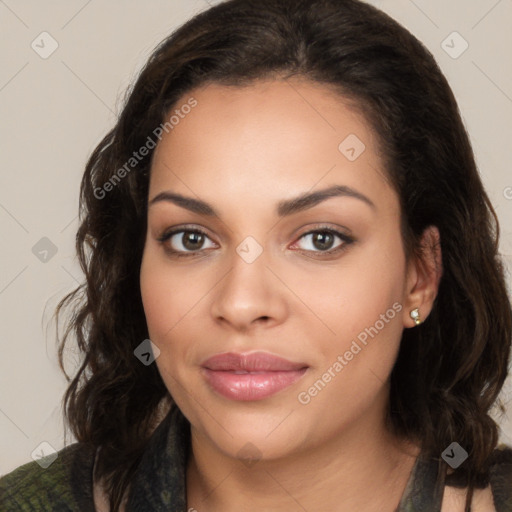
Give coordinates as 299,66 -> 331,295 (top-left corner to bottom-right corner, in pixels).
149,78 -> 395,213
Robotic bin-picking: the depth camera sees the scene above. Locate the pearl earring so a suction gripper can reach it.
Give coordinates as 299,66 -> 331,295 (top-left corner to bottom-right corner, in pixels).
410,308 -> 422,325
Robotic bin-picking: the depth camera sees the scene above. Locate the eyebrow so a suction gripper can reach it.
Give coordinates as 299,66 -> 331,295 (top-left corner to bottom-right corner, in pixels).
148,184 -> 376,217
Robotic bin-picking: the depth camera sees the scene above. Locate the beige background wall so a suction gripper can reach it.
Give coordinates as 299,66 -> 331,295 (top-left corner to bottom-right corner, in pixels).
1,0 -> 511,475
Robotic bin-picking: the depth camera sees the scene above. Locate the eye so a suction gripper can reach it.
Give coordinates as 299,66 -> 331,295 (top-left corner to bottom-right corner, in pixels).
157,225 -> 354,259
291,227 -> 354,256
157,227 -> 216,257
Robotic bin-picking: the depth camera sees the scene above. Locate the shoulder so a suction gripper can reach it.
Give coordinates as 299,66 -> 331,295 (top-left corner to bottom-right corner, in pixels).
0,442 -> 97,512
441,444 -> 512,512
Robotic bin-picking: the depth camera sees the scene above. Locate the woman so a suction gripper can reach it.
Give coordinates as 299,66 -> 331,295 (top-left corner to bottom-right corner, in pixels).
1,0 -> 511,510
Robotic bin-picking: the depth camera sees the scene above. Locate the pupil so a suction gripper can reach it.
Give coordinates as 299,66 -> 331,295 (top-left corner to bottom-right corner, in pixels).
184,232 -> 203,250
314,232 -> 333,251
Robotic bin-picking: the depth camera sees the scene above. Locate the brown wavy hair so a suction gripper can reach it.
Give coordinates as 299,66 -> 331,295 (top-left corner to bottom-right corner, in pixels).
55,0 -> 512,509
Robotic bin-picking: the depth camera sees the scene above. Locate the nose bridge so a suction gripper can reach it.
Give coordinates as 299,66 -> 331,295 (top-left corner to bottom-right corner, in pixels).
210,235 -> 286,328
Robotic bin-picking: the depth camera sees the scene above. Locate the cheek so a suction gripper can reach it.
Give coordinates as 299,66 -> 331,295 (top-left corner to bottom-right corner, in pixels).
349,227 -> 406,309
140,257 -> 165,337
307,233 -> 406,341
303,236 -> 407,400
139,252 -> 195,391
139,248 -> 185,340
139,248 -> 212,381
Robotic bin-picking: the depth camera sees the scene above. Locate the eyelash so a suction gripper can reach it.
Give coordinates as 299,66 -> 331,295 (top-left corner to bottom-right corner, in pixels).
156,224 -> 355,259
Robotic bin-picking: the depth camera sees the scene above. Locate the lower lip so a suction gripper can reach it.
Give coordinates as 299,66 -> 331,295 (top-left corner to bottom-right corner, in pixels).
201,368 -> 308,401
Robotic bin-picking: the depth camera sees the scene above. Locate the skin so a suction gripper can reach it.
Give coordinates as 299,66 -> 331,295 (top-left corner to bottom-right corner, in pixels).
442,486 -> 495,512
139,78 -> 444,511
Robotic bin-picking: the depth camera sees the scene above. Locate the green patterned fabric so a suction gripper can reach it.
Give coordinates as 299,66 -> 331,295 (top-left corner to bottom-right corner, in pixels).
0,442 -> 97,511
1,406 -> 511,511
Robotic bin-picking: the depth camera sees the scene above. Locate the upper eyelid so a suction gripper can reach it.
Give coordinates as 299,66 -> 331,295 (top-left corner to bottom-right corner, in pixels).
158,224 -> 349,238
157,224 -> 214,241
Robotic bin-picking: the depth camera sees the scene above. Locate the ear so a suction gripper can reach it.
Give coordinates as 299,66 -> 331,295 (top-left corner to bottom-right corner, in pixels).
403,225 -> 443,328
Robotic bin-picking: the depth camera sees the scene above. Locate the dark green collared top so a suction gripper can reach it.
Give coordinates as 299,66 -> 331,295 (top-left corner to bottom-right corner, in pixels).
1,406 -> 511,511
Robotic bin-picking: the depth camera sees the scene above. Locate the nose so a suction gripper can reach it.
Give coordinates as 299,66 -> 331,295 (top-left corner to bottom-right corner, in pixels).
209,246 -> 288,332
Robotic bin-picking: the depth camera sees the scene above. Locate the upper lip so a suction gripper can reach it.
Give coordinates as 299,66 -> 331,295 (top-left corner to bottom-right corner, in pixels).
201,351 -> 308,372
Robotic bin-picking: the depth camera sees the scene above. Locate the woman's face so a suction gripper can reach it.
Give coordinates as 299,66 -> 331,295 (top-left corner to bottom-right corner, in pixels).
140,78 -> 423,461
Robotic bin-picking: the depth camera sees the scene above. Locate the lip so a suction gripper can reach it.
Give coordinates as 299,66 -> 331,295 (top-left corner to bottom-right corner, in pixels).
201,351 -> 309,401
